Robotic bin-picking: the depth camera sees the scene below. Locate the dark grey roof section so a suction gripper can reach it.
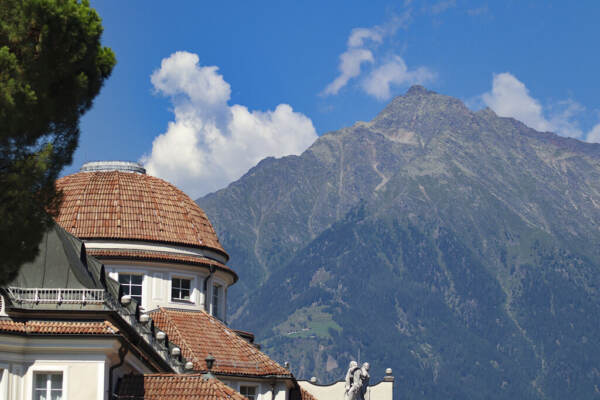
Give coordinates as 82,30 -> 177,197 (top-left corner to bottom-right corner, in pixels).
2,224 -> 127,312
0,223 -> 188,373
9,224 -> 100,290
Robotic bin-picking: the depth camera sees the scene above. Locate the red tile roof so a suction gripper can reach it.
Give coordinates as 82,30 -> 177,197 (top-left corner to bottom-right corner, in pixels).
150,308 -> 291,377
0,319 -> 119,335
87,249 -> 237,281
300,388 -> 318,400
55,171 -> 227,258
116,374 -> 247,400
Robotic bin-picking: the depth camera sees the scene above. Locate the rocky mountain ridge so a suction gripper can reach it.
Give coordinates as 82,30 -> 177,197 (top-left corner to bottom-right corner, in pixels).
197,86 -> 600,399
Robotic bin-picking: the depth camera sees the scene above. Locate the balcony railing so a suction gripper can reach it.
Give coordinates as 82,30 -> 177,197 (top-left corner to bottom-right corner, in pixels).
7,287 -> 105,305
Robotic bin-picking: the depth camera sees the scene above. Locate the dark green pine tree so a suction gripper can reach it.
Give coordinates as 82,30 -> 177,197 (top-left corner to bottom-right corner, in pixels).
0,0 -> 116,285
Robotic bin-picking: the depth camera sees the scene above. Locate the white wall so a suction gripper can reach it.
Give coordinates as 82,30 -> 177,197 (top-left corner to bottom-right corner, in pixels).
220,378 -> 290,400
105,261 -> 231,321
299,377 -> 394,400
0,335 -> 152,400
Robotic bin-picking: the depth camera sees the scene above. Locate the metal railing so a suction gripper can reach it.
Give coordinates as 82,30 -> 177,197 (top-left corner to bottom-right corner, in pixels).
7,287 -> 105,304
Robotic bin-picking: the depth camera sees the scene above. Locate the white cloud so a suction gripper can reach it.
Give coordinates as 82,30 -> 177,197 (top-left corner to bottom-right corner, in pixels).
362,56 -> 436,100
430,0 -> 456,15
586,123 -> 600,143
321,24 -> 387,96
347,27 -> 384,48
481,73 -> 583,138
142,51 -> 318,198
322,15 -> 431,99
547,99 -> 585,138
323,48 -> 375,96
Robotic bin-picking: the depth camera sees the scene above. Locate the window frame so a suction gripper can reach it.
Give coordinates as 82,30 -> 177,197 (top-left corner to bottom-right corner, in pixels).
34,372 -> 63,400
29,366 -> 68,400
212,283 -> 222,319
168,272 -> 197,305
171,277 -> 192,303
118,273 -> 144,304
239,385 -> 259,400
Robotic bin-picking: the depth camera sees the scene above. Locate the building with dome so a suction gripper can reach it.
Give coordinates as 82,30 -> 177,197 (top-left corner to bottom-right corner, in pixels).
0,161 -> 393,400
0,161 -> 305,400
54,161 -> 234,319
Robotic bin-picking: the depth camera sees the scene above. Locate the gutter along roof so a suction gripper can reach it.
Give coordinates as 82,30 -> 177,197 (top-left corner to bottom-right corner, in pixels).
0,319 -> 119,335
87,248 -> 238,282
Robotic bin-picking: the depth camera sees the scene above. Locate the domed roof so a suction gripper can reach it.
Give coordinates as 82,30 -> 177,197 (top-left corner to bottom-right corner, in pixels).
54,162 -> 227,260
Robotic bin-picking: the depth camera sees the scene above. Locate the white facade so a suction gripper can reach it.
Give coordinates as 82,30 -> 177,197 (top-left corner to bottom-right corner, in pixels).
298,371 -> 394,400
2,162 -> 295,400
0,336 -> 151,400
84,239 -> 234,321
219,378 -> 290,400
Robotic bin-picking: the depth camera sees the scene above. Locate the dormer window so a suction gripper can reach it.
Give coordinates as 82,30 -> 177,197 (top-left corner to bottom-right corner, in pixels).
172,278 -> 192,302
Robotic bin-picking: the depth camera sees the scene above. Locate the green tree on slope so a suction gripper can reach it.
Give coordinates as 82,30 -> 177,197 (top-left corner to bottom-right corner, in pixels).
0,0 -> 115,285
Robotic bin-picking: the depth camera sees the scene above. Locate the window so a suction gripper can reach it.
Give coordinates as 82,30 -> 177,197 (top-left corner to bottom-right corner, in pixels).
34,372 -> 63,400
119,274 -> 143,303
171,278 -> 191,302
240,385 -> 257,400
212,284 -> 221,319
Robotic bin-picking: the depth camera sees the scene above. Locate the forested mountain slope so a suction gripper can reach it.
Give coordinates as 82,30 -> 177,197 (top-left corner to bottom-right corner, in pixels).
197,86 -> 600,399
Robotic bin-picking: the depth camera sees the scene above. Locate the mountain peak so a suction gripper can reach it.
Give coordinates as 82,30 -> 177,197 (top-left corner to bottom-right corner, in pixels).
405,85 -> 436,96
370,86 -> 473,139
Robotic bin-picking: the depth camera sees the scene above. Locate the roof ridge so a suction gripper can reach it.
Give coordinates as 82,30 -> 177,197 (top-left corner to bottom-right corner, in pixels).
72,173 -> 95,232
158,307 -> 207,314
115,171 -> 122,234
148,176 -> 165,234
148,308 -> 291,376
156,307 -> 196,363
193,308 -> 288,372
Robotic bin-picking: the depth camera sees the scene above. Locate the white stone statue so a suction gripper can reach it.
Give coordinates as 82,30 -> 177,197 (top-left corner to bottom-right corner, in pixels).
345,361 -> 370,400
344,361 -> 359,400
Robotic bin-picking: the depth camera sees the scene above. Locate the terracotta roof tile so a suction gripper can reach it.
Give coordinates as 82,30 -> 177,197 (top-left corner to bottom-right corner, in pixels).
300,388 -> 318,400
149,308 -> 291,377
0,319 -> 119,335
116,374 -> 247,400
87,249 -> 237,281
55,171 -> 227,258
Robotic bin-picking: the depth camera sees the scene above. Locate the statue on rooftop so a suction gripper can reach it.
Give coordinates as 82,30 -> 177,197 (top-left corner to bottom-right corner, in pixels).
345,361 -> 370,400
344,361 -> 359,400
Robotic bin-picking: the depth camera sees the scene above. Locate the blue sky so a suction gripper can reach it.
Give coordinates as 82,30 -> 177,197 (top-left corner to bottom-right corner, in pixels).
66,0 -> 600,198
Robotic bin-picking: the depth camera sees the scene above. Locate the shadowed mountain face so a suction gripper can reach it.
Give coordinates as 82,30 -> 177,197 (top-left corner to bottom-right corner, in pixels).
197,86 -> 600,399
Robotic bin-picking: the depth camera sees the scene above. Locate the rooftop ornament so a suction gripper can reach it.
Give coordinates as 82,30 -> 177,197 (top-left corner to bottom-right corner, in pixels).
202,354 -> 216,380
344,361 -> 370,400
